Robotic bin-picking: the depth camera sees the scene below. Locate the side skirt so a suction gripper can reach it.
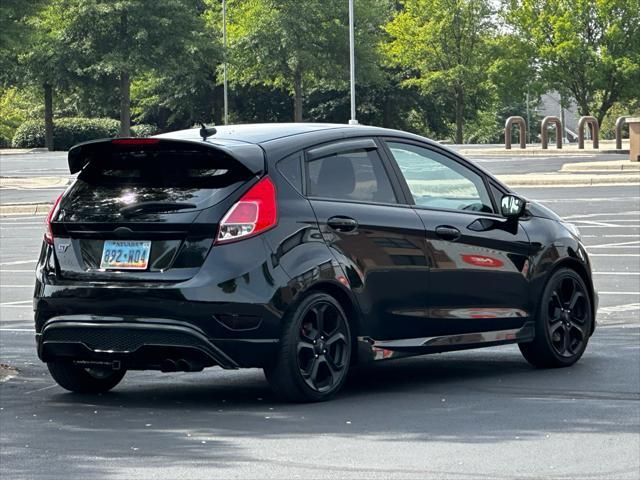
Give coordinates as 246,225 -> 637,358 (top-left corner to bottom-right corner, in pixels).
357,322 -> 535,362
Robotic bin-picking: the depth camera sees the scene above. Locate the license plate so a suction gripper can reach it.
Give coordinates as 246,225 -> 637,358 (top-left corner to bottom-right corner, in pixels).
100,240 -> 151,270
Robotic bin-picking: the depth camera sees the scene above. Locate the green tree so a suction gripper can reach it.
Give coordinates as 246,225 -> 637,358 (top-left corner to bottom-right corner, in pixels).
60,0 -> 207,136
506,0 -> 640,125
227,0 -> 391,122
131,1 -> 223,130
383,0 -> 495,143
2,0 -> 69,150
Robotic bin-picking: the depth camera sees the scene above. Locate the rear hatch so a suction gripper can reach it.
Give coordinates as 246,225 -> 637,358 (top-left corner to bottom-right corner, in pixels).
51,138 -> 263,282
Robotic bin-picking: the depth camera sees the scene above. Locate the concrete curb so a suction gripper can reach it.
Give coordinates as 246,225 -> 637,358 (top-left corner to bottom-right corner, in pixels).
561,160 -> 640,172
497,172 -> 640,188
0,203 -> 52,216
0,176 -> 71,189
0,149 -> 32,155
0,148 -> 65,155
459,148 -> 629,157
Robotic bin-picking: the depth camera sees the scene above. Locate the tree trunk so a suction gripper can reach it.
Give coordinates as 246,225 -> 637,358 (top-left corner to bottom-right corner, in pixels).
212,83 -> 223,126
454,87 -> 464,144
119,70 -> 131,137
293,68 -> 303,122
382,91 -> 391,128
44,83 -> 54,151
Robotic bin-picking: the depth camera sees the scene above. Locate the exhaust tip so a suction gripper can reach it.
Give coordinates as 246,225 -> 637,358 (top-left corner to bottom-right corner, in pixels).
160,359 -> 177,372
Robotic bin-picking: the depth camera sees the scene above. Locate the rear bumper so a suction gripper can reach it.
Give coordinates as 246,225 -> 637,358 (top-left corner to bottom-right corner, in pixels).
37,316 -> 279,369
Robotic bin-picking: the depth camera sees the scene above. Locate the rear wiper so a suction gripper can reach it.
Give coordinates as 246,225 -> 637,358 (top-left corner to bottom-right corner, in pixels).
120,201 -> 198,217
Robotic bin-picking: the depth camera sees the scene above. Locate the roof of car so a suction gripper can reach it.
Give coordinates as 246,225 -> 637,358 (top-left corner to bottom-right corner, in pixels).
156,122 -> 408,145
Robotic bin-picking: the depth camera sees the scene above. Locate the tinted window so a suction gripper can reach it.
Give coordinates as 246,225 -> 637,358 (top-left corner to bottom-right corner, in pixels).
386,142 -> 493,213
62,148 -> 251,221
277,153 -> 303,193
307,147 -> 396,204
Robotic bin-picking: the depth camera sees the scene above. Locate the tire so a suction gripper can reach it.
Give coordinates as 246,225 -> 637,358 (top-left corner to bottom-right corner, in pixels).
47,360 -> 126,393
519,267 -> 593,368
264,292 -> 352,402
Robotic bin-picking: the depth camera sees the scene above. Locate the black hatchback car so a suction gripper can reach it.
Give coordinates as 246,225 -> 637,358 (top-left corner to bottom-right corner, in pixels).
34,123 -> 596,402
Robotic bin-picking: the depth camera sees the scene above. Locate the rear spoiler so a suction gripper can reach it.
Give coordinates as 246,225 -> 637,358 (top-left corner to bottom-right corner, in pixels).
67,138 -> 265,175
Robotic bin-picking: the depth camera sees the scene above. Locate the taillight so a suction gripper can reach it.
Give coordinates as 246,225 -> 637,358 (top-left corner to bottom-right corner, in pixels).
44,194 -> 63,245
216,176 -> 277,244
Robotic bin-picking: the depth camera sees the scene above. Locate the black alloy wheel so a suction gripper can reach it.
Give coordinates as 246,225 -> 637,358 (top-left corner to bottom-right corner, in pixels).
519,268 -> 593,368
264,292 -> 352,402
297,300 -> 350,393
546,274 -> 590,357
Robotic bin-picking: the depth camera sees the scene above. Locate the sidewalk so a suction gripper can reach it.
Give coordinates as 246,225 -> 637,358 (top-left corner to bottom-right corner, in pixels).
456,139 -> 630,156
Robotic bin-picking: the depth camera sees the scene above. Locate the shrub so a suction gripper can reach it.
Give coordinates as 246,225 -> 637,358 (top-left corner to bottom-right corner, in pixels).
12,118 -> 158,150
0,88 -> 31,148
130,123 -> 159,137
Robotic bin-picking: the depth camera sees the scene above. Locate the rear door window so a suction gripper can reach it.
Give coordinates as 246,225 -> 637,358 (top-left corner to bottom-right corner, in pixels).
306,145 -> 397,204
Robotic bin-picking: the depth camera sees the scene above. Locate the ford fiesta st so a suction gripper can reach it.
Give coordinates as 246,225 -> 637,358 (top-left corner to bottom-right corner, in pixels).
34,123 -> 596,402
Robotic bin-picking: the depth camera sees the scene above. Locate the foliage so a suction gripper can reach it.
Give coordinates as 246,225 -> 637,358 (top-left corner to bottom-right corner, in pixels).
227,0 -> 392,121
57,0 -> 210,135
600,99 -> 640,139
506,0 -> 640,124
1,0 -> 637,147
12,118 -> 158,150
0,88 -> 38,147
383,0 -> 496,143
0,0 -> 46,86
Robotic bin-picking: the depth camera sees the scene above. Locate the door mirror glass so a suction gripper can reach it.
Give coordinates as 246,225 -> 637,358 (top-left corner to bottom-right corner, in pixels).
501,194 -> 526,218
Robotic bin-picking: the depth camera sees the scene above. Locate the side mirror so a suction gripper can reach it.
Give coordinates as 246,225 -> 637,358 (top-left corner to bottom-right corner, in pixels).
501,194 -> 526,218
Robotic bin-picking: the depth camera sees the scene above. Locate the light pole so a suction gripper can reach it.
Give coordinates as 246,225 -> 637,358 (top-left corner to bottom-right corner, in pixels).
348,0 -> 358,125
223,0 -> 229,125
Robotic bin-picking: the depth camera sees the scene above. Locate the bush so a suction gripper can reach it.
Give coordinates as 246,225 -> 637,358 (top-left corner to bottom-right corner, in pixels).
12,118 -> 158,150
0,87 -> 32,148
130,123 -> 159,137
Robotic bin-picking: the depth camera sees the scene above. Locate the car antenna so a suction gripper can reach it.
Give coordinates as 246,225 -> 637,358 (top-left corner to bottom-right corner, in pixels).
200,123 -> 217,141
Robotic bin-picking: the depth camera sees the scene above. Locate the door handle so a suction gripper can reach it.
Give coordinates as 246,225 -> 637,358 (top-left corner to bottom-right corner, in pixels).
435,225 -> 461,241
327,216 -> 358,233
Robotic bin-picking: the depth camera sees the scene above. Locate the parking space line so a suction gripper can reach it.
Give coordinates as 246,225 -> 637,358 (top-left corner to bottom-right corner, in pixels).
0,216 -> 46,221
583,235 -> 640,238
574,220 -> 623,227
24,385 -> 58,395
598,292 -> 640,295
598,303 -> 640,314
0,328 -> 34,332
563,211 -> 640,220
589,253 -> 640,257
538,197 -> 640,203
576,225 -> 639,229
0,260 -> 36,266
0,300 -> 31,305
592,272 -> 640,275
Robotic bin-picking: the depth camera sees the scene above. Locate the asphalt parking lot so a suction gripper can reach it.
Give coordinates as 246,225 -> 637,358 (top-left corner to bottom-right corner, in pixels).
1,152 -> 639,479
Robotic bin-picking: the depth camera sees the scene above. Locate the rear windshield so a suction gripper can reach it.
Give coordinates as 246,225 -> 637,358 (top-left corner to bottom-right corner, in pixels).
61,147 -> 252,221
79,148 -> 248,188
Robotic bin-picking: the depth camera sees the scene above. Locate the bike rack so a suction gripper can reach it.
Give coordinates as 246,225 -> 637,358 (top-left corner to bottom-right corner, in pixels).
541,116 -> 562,149
505,116 -> 526,150
578,116 -> 599,149
615,116 -> 629,150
